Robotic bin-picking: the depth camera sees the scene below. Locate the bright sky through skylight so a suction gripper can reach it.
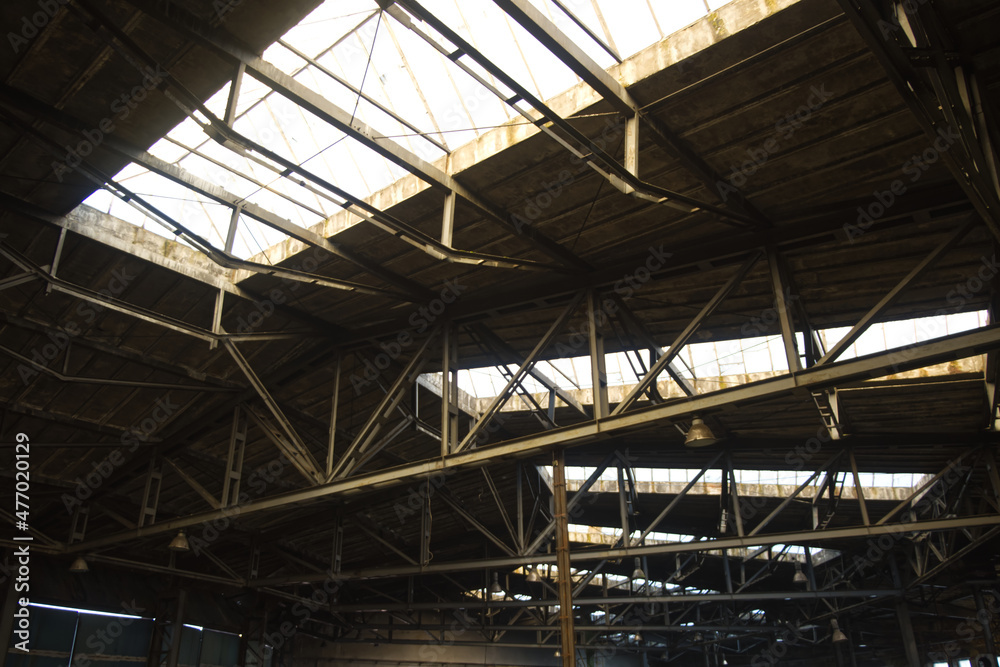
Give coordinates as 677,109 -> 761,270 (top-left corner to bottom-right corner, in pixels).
449,310 -> 988,400
81,0 -> 726,260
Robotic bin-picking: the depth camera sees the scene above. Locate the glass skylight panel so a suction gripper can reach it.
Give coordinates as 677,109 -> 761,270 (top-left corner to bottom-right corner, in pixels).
503,15 -> 583,100
262,41 -> 306,78
231,76 -> 274,120
649,0 -> 713,40
688,340 -> 721,377
282,1 -> 377,53
238,217 -> 287,258
535,0 -> 618,69
148,136 -> 190,163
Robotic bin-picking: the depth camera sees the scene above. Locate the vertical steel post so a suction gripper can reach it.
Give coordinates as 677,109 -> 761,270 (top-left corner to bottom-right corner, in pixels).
974,588 -> 998,661
326,353 -> 341,479
441,191 -> 457,247
441,322 -> 458,456
624,113 -> 639,193
165,589 -> 187,667
552,449 -> 575,667
895,599 -> 920,666
766,245 -> 801,372
588,290 -> 609,419
223,406 -> 248,507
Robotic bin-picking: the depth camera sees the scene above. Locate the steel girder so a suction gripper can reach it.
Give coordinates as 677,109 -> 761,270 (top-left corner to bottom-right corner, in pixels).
85,0 -> 589,273
58,321 -> 1000,556
835,0 -> 1000,241
386,0 -> 761,229
491,0 -> 772,228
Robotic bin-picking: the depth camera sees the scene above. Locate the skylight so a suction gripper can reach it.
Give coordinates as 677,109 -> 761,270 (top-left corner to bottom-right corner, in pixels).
443,311 -> 988,401
81,0 -> 725,259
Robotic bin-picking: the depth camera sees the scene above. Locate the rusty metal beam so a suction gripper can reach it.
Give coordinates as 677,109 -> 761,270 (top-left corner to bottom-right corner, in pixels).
61,322 -> 1000,555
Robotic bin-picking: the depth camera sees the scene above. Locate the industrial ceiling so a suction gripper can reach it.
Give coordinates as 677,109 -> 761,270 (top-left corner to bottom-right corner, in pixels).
2,0 -> 1000,665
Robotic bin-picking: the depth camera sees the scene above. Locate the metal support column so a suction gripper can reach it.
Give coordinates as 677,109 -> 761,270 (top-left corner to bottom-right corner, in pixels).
623,113 -> 639,194
419,490 -> 431,567
766,245 -> 801,373
332,512 -> 344,575
441,191 -> 456,247
326,354 -> 341,480
222,406 -> 248,508
165,589 -> 187,667
441,322 -> 459,457
138,459 -> 163,527
974,588 -> 998,664
588,290 -> 609,419
895,599 -> 920,667
553,449 -> 575,667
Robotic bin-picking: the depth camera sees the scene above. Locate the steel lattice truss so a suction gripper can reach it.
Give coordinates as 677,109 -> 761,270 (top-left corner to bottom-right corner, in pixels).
2,0 -> 1000,665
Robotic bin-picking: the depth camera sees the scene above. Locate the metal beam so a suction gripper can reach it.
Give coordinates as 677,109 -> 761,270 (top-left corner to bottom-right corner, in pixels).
164,458 -> 221,510
609,293 -> 696,397
226,341 -> 324,485
0,84 -> 425,299
612,251 -> 762,414
492,0 -> 769,227
818,216 -> 978,364
333,188 -> 973,348
102,140 -> 432,300
552,449 -> 576,667
330,332 -> 438,480
222,406 -> 248,508
326,354 -> 342,480
438,489 -> 517,557
109,0 -> 589,272
245,405 -> 323,486
273,588 -> 901,613
0,104 -> 411,301
0,343 -> 235,393
470,323 -> 588,418
635,450 -> 724,545
588,290 -> 610,420
390,0 -> 760,228
835,0 -> 1000,240
458,294 -> 584,451
64,323 -> 1000,554
766,246 -> 802,373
